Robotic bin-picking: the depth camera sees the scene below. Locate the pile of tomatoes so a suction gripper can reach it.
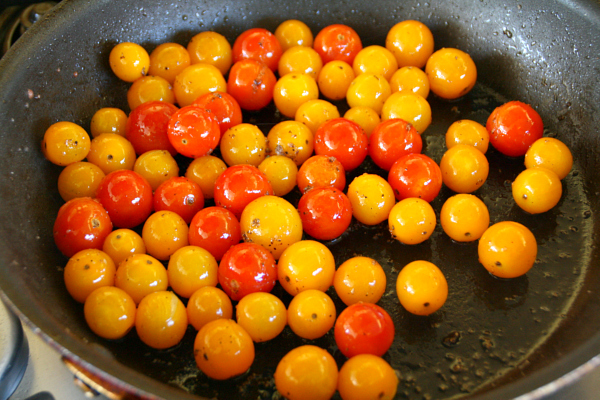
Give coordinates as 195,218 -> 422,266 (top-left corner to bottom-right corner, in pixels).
42,17 -> 573,400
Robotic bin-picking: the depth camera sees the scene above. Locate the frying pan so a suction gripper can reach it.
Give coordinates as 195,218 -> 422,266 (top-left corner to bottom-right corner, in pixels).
1,0 -> 600,399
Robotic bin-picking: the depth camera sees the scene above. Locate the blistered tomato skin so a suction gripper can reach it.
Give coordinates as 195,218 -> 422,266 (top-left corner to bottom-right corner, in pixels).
314,118 -> 368,171
232,27 -> 283,72
188,206 -> 242,261
153,176 -> 204,225
388,153 -> 442,202
126,101 -> 178,156
486,100 -> 544,157
277,240 -> 336,295
84,286 -> 136,340
396,260 -> 448,316
369,118 -> 423,171
53,197 -> 113,258
136,291 -> 188,350
213,164 -> 273,218
167,105 -> 221,158
64,249 -> 116,303
512,167 -> 562,214
314,24 -> 362,65
227,59 -> 277,111
338,355 -> 399,400
298,187 -> 353,241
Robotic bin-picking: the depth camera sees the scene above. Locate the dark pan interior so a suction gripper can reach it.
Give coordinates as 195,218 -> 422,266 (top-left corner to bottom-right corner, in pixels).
1,0 -> 600,399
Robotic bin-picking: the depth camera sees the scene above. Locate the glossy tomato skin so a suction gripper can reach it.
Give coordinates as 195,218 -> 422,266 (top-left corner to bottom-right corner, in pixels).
334,302 -> 395,358
314,118 -> 368,171
388,153 -> 442,202
314,24 -> 362,65
369,118 -> 422,171
298,187 -> 353,241
213,164 -> 273,218
189,206 -> 242,261
486,100 -> 544,157
297,155 -> 346,194
218,242 -> 277,301
153,176 -> 204,224
96,170 -> 154,228
227,59 -> 277,111
126,101 -> 178,156
53,197 -> 113,258
192,91 -> 243,136
232,27 -> 283,72
167,105 -> 220,158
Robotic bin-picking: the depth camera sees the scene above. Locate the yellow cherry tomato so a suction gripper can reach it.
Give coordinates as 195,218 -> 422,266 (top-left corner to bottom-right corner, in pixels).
194,319 -> 255,380
127,75 -> 175,110
279,46 -> 323,80
287,289 -> 336,340
109,42 -> 150,82
440,194 -> 489,242
64,249 -> 116,303
187,286 -> 233,331
258,155 -> 298,197
142,210 -> 189,261
347,173 -> 396,226
344,106 -> 381,138
240,196 -> 303,260
185,155 -> 227,199
396,260 -> 448,315
385,20 -> 434,68
425,47 -> 477,99
167,245 -> 218,298
90,107 -> 128,138
133,149 -> 179,191
333,256 -> 387,306
388,198 -> 436,245
277,240 -> 335,295
478,221 -> 538,278
381,92 -> 432,134
57,161 -> 105,201
512,167 -> 562,214
273,73 -> 319,118
220,123 -> 267,167
87,133 -> 136,175
135,291 -> 188,349
115,253 -> 168,304
524,137 -> 573,179
84,286 -> 136,340
42,121 -> 90,166
338,354 -> 399,400
267,120 -> 314,166
295,99 -> 340,134
275,19 -> 314,51
102,228 -> 146,266
346,73 -> 391,115
352,45 -> 398,81
149,42 -> 191,84
440,144 -> 489,193
236,292 -> 287,342
445,119 -> 489,154
389,66 -> 430,98
318,60 -> 355,101
275,345 -> 338,400
187,31 -> 232,75
173,63 -> 227,107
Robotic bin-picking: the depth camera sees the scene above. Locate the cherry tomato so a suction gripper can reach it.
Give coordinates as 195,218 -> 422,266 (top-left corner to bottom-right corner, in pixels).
381,92 -> 432,134
347,173 -> 396,226
227,59 -> 277,111
314,117 -> 368,171
185,155 -> 227,199
42,121 -> 91,166
440,194 -> 490,242
187,286 -> 233,331
388,153 -> 442,202
126,75 -> 175,110
440,144 -> 489,194
296,154 -> 346,194
278,46 -> 323,79
294,99 -> 340,134
218,242 -> 277,301
524,137 -> 573,180
153,176 -> 205,224
273,73 -> 319,118
317,60 -> 356,101
220,123 -> 267,167
168,245 -> 218,298
188,206 -> 242,261
338,354 -> 399,400
333,256 -> 387,306
346,73 -> 391,115
173,63 -> 227,107
57,161 -> 105,201
87,133 -> 136,175
115,253 -> 168,304
396,260 -> 448,316
344,106 -> 381,138
96,170 -> 154,229
445,119 -> 489,154
126,100 -> 178,156
389,66 -> 430,98
258,155 -> 298,197
53,197 -> 112,258
142,210 -> 189,261
109,42 -> 149,82
64,249 -> 116,303
84,286 -> 136,340
425,48 -> 477,99
148,42 -> 191,84
90,107 -> 128,138
512,167 -> 562,214
236,292 -> 287,342
167,105 -> 220,158
232,27 -> 283,72
369,118 -> 422,171
314,24 -> 362,65
385,20 -> 434,68
133,149 -> 179,191
192,91 -> 243,136
187,31 -> 232,75
353,45 -> 398,81
275,19 -> 314,51
213,164 -> 273,218
267,120 -> 315,166
298,187 -> 352,241
334,303 -> 395,358
486,100 -> 544,157
287,289 -> 336,340
136,291 -> 188,349
277,240 -> 336,295
388,198 -> 436,245
102,228 -> 146,266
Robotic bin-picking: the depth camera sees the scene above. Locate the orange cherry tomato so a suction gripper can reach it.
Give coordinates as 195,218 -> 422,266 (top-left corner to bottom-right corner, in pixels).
396,260 -> 448,315
136,291 -> 188,349
167,105 -> 220,158
388,153 -> 442,202
188,206 -> 242,261
64,249 -> 116,303
296,154 -> 346,194
232,27 -> 283,72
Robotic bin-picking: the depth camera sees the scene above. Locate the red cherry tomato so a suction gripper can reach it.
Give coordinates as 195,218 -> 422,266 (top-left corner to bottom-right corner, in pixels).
314,118 -> 368,171
96,170 -> 154,228
218,242 -> 277,301
232,28 -> 283,72
388,153 -> 442,202
53,197 -> 113,258
298,187 -> 353,241
189,206 -> 242,261
126,101 -> 178,156
369,118 -> 423,171
167,105 -> 220,158
486,100 -> 544,157
192,91 -> 243,136
313,24 -> 363,65
297,155 -> 346,195
334,303 -> 395,358
153,176 -> 204,224
227,59 -> 277,111
213,164 -> 273,218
